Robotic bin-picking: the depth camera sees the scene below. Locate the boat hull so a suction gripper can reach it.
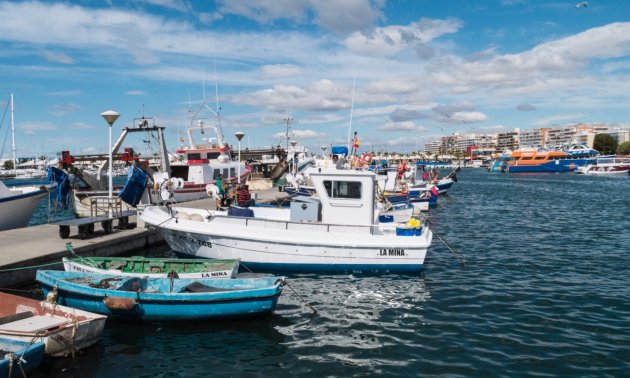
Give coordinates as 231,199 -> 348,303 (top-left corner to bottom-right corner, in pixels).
507,158 -> 595,173
0,292 -> 106,357
0,187 -> 48,231
142,206 -> 432,274
63,256 -> 240,279
36,270 -> 284,322
0,338 -> 45,378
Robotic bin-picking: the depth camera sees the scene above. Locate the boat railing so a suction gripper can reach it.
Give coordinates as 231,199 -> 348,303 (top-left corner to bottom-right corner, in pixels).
206,213 -> 402,235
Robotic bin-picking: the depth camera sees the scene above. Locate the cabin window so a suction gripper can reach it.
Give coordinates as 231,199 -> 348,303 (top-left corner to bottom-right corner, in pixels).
230,168 -> 236,177
535,156 -> 546,160
188,153 -> 201,160
206,152 -> 221,159
323,180 -> 362,199
213,169 -> 221,179
223,168 -> 229,178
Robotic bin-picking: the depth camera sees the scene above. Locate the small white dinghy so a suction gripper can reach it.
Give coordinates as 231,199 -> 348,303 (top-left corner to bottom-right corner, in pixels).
141,168 -> 433,273
0,292 -> 106,357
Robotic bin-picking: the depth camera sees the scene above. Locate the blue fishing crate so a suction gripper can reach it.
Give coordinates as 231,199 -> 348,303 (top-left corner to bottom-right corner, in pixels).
396,225 -> 422,236
379,214 -> 394,223
396,226 -> 414,236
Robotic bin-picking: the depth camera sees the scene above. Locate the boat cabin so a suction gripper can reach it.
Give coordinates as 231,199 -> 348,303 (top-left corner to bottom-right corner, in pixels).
308,169 -> 375,226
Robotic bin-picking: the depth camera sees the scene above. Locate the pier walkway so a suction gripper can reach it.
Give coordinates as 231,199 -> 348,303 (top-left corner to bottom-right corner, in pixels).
0,187 -> 288,287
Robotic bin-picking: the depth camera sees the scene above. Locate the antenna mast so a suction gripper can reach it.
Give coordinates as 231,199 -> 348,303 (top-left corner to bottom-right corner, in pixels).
10,93 -> 16,175
347,73 -> 356,152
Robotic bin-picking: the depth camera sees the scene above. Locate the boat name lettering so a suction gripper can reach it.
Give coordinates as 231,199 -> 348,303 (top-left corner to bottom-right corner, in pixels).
176,234 -> 212,248
202,272 -> 227,278
379,248 -> 405,256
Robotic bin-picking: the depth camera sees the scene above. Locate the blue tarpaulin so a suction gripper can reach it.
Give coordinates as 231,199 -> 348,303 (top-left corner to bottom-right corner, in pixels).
331,146 -> 349,156
118,165 -> 148,206
46,166 -> 70,209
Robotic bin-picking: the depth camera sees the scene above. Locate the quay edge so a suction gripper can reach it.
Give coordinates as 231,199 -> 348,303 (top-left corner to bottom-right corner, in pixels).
0,221 -> 164,288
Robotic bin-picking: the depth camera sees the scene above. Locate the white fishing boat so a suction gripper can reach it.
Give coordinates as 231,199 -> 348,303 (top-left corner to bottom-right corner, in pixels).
141,168 -> 433,273
0,180 -> 56,231
576,156 -> 630,175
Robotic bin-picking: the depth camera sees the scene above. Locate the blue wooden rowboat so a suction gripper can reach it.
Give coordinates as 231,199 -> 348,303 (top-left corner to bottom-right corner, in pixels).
0,337 -> 45,378
36,270 -> 285,322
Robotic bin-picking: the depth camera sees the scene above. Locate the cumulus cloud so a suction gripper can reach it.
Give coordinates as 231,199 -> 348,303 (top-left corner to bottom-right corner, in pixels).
429,22 -> 630,96
344,17 -> 462,57
216,0 -> 383,35
232,80 -> 351,112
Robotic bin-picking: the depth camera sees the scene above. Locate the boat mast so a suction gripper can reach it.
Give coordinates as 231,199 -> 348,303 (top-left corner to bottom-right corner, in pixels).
10,93 -> 16,175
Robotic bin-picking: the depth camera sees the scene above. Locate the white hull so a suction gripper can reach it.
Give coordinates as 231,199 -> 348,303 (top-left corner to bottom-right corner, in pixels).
141,205 -> 432,273
0,293 -> 106,357
62,258 -> 239,279
0,184 -> 48,231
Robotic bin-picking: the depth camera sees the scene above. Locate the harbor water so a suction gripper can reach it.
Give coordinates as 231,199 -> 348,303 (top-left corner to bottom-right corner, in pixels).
23,169 -> 630,377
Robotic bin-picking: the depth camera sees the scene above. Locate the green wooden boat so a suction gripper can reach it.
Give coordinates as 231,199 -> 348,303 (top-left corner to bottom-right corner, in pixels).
62,243 -> 239,279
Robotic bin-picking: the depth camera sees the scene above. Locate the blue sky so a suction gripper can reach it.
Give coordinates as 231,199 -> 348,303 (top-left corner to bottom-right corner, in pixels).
0,0 -> 629,159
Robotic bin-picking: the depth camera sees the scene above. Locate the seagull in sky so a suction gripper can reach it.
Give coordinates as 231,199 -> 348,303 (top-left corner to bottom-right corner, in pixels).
575,2 -> 588,9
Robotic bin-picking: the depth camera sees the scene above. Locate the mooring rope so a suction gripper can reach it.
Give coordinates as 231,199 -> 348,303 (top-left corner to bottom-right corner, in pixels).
0,261 -> 62,273
240,262 -> 317,314
431,227 -> 466,267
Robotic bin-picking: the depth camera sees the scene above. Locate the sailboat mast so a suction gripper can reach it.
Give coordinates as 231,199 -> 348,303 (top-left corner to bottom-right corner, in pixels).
10,93 -> 16,175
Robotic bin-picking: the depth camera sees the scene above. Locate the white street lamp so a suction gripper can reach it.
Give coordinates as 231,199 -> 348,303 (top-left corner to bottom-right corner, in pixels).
101,110 -> 120,217
234,131 -> 245,182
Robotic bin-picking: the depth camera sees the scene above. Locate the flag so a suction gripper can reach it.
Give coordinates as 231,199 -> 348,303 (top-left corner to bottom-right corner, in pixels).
353,132 -> 360,149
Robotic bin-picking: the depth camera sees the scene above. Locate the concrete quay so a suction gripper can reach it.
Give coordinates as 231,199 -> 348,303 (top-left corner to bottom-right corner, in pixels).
0,187 -> 289,288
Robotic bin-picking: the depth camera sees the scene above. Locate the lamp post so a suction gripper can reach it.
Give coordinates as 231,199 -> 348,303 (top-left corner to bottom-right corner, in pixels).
100,110 -> 120,217
234,131 -> 245,183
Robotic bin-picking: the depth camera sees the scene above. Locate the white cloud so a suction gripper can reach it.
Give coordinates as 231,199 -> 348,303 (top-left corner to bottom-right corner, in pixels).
126,90 -> 146,95
232,80 -> 352,112
272,129 -> 323,139
216,0 -> 383,35
345,17 -> 462,57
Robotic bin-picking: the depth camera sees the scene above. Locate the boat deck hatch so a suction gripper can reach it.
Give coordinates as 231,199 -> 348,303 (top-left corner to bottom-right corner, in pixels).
0,315 -> 69,333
